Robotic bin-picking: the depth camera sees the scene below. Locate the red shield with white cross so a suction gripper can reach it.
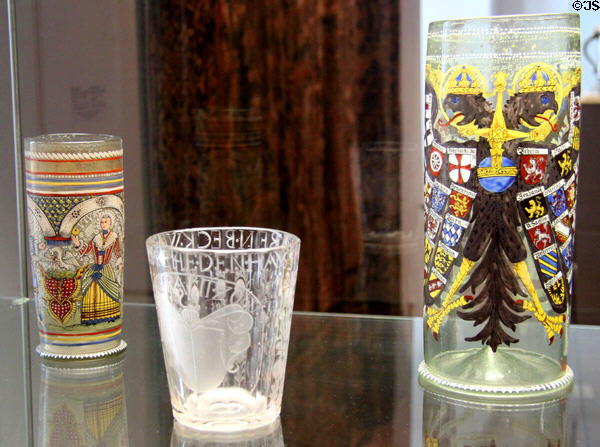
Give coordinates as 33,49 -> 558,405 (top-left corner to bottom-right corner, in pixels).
448,153 -> 474,184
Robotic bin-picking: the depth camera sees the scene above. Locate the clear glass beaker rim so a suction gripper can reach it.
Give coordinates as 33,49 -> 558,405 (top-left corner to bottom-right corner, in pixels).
146,226 -> 301,255
25,133 -> 123,153
428,12 -> 579,31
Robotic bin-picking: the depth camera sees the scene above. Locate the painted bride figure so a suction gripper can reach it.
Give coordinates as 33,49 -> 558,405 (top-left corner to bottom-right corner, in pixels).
73,215 -> 123,324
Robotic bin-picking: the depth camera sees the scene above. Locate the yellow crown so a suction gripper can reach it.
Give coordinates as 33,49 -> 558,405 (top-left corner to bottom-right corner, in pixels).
445,66 -> 483,95
518,65 -> 558,93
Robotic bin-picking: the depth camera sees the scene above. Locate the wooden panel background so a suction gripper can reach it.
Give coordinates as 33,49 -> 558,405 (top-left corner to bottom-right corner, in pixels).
142,0 -> 401,313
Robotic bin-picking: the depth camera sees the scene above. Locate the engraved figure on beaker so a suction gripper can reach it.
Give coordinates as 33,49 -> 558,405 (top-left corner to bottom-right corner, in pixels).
163,297 -> 254,393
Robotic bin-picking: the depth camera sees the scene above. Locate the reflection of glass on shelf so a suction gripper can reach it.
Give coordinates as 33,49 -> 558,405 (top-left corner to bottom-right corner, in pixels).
190,108 -> 268,224
195,108 -> 263,149
38,354 -> 128,447
359,141 -> 401,237
170,418 -> 284,446
352,141 -> 402,314
423,390 -> 565,446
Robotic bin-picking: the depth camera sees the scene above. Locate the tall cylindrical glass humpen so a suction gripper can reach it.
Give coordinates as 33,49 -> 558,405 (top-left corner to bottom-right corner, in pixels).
419,14 -> 581,402
25,134 -> 126,359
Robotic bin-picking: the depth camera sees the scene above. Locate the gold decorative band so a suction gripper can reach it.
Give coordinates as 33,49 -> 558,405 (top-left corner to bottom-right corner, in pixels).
477,166 -> 518,177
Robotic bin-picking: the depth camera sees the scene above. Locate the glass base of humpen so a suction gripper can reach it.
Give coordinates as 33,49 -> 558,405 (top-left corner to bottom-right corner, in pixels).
36,340 -> 127,360
418,346 -> 573,403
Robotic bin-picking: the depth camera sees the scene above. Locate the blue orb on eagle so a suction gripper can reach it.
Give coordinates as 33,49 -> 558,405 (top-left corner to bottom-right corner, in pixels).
478,156 -> 516,193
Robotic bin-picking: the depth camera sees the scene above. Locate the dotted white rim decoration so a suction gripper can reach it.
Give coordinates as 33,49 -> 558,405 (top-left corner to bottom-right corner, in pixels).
37,340 -> 127,361
427,26 -> 581,38
418,361 -> 574,398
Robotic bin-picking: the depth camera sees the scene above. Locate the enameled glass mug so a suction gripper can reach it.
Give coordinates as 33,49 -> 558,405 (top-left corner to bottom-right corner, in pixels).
420,13 -> 580,401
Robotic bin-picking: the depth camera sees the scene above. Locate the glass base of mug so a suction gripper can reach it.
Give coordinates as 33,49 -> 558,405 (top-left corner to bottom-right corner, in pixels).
418,346 -> 574,403
36,339 -> 127,360
172,387 -> 279,433
172,417 -> 282,444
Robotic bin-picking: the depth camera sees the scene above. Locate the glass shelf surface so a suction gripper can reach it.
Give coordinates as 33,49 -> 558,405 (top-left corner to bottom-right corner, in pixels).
1,296 -> 598,446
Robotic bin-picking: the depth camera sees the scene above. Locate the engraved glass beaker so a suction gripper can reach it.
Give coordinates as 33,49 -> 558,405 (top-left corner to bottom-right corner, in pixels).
147,227 -> 300,431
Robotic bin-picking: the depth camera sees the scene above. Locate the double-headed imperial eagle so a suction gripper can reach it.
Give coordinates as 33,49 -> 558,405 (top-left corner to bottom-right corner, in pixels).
423,63 -> 580,351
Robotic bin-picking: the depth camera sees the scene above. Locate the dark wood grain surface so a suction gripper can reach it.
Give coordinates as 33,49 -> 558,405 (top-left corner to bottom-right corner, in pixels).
142,0 -> 401,312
